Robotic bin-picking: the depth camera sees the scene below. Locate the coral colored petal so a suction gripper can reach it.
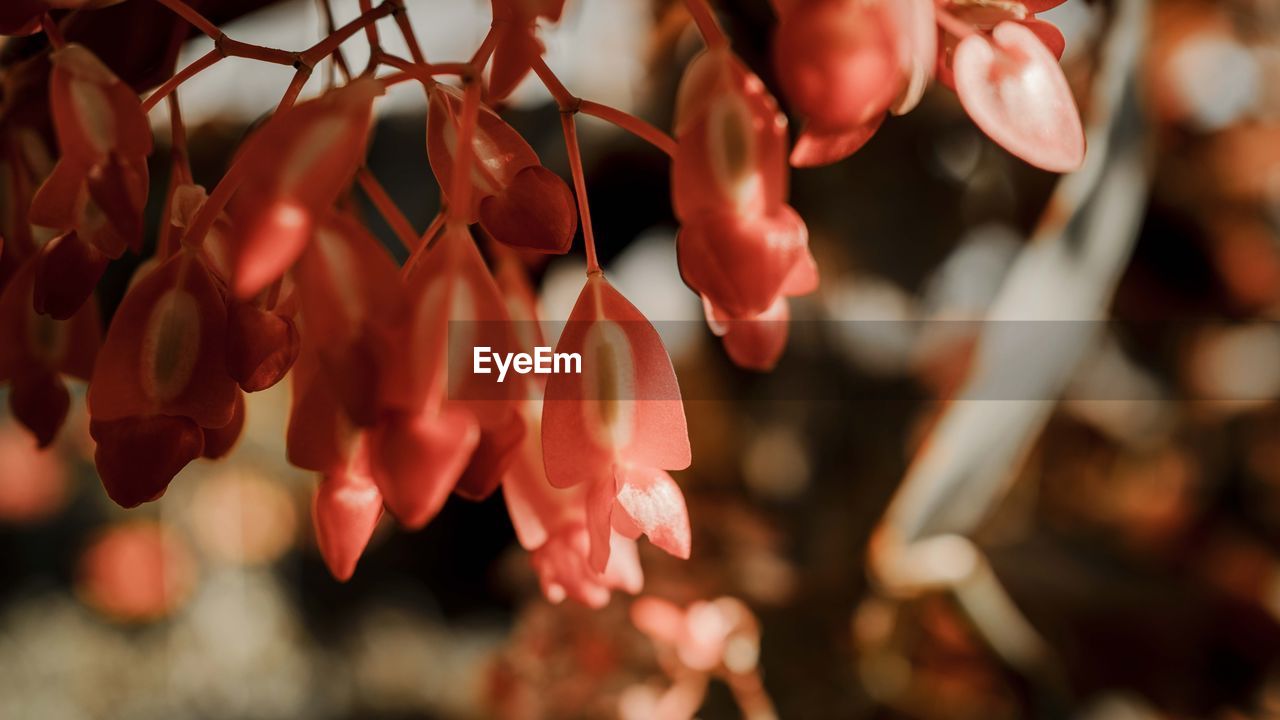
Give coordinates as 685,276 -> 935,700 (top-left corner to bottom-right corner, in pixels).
586,470 -> 617,573
789,115 -> 885,167
542,275 -> 691,491
286,343 -> 357,473
673,49 -> 791,219
677,205 -> 809,317
889,0 -> 938,115
712,296 -> 791,372
9,369 -> 70,448
87,252 -> 238,427
227,80 -> 383,299
488,25 -> 542,101
953,22 -> 1085,173
370,406 -> 479,529
28,158 -> 88,234
773,0 -> 901,130
478,165 -> 577,254
781,248 -> 820,297
426,85 -> 540,219
614,464 -> 692,560
313,442 -> 383,582
225,300 -> 299,392
201,392 -> 245,459
455,407 -> 525,501
90,414 -> 204,508
85,154 -> 148,254
33,231 -> 108,320
294,214 -> 407,423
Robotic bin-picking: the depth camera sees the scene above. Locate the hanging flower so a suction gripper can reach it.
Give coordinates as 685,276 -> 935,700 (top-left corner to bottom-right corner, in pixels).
774,0 -> 936,166
86,250 -> 239,507
225,79 -> 383,299
426,85 -> 577,254
369,221 -> 523,528
488,0 -> 568,100
288,343 -> 383,582
29,44 -> 151,274
496,251 -> 643,607
672,46 -> 816,370
0,256 -> 99,446
949,16 -> 1084,173
291,212 -> 407,426
542,272 -> 692,572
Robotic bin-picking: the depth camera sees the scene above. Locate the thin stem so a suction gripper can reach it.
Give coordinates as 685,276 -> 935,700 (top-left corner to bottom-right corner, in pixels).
683,0 -> 728,49
559,113 -> 599,274
356,167 -> 417,253
160,93 -> 191,259
302,1 -> 397,67
168,93 -> 192,186
579,100 -> 677,157
277,67 -> 313,111
530,55 -> 578,111
317,0 -> 353,86
41,13 -> 66,50
392,4 -> 428,65
143,49 -> 222,111
446,81 -> 482,226
152,0 -> 222,40
469,25 -> 500,71
184,153 -> 249,251
934,6 -> 977,40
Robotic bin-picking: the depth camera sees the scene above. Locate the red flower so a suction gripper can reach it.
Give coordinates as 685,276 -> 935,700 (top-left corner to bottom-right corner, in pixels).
498,255 -> 643,607
291,212 -> 407,426
672,47 -> 817,370
225,79 -> 383,299
287,338 -> 383,581
488,0 -> 567,100
369,221 -> 521,528
29,44 -> 151,267
542,273 -> 692,572
774,0 -> 936,166
426,85 -> 577,254
314,437 -> 383,582
950,18 -> 1083,173
0,257 -> 99,446
87,250 -> 238,506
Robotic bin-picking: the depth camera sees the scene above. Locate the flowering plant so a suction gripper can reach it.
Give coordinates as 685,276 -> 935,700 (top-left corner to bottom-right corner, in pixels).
0,0 -> 1084,614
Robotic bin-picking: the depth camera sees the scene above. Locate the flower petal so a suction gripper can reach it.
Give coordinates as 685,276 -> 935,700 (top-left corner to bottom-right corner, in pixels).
33,231 -> 108,320
953,22 -> 1085,173
614,464 -> 692,560
370,406 -> 479,529
90,414 -> 204,508
542,274 -> 691,490
313,438 -> 383,582
87,252 -> 238,427
225,299 -> 299,392
477,165 -> 577,254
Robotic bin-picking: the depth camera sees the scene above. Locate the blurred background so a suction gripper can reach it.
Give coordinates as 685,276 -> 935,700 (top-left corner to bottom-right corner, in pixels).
5,0 -> 1280,717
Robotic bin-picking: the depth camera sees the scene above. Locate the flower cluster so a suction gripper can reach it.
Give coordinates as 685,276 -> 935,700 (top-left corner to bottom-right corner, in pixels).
0,0 -> 1086,608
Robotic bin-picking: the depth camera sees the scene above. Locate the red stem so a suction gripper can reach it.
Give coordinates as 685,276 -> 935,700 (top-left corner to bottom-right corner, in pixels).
151,0 -> 222,40
357,167 -> 417,253
559,113 -> 599,274
446,81 -> 482,226
143,49 -> 222,111
41,13 -> 66,49
579,100 -> 676,157
683,0 -> 728,49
